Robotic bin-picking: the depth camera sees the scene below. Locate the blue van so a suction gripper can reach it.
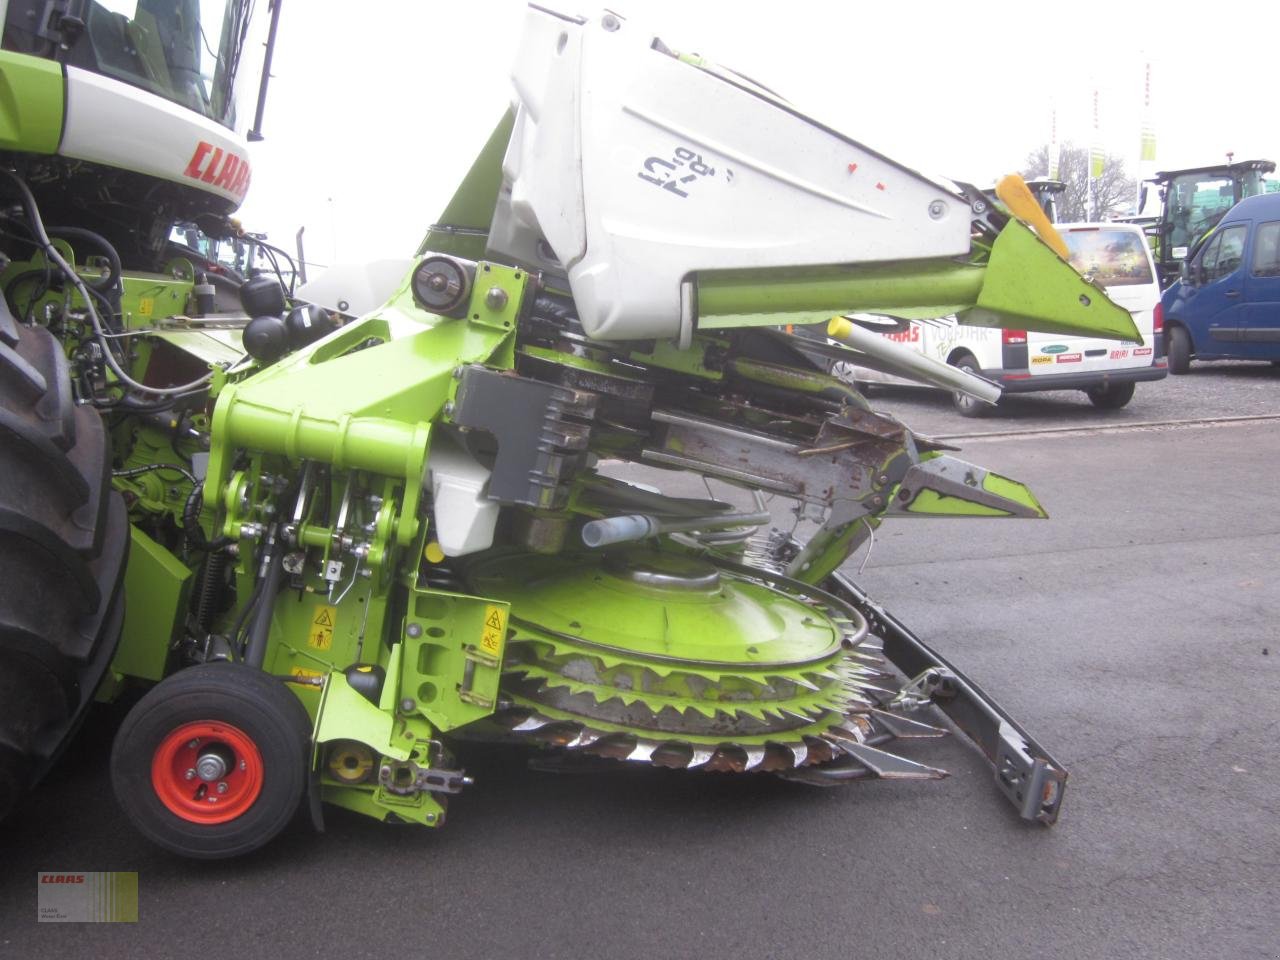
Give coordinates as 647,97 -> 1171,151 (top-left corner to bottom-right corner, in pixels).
1161,192 -> 1280,372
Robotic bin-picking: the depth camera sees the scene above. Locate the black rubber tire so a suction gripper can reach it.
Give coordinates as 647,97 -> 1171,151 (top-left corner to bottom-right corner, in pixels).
0,321 -> 128,819
111,663 -> 311,859
950,355 -> 990,418
1167,325 -> 1192,374
1086,381 -> 1136,410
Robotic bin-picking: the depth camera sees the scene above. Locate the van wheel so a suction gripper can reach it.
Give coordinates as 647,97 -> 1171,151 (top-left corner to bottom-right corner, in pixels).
950,355 -> 989,418
1086,381 -> 1135,410
1166,326 -> 1192,374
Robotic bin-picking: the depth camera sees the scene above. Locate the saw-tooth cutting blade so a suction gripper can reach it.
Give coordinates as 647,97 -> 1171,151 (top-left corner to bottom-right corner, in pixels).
801,735 -> 837,765
840,742 -> 948,780
780,740 -> 808,768
628,740 -> 659,763
869,707 -> 948,739
846,655 -> 885,669
533,721 -> 583,746
650,742 -> 693,769
781,707 -> 816,723
567,728 -> 605,749
827,722 -> 867,746
852,681 -> 898,698
687,746 -> 717,768
511,714 -> 553,733
589,733 -> 637,760
743,746 -> 768,771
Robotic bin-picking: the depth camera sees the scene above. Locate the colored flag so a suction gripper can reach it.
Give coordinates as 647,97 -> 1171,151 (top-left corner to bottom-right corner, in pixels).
1090,89 -> 1104,178
1048,106 -> 1059,180
1139,63 -> 1156,163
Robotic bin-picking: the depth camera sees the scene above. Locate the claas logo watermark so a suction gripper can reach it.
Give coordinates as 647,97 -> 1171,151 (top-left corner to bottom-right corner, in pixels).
37,872 -> 137,922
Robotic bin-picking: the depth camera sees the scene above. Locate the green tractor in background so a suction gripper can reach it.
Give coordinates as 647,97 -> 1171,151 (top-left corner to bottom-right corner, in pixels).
1144,158 -> 1276,287
1,3 -> 1141,858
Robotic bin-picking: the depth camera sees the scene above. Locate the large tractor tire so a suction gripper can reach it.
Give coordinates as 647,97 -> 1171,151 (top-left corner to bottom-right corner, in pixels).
0,314 -> 129,819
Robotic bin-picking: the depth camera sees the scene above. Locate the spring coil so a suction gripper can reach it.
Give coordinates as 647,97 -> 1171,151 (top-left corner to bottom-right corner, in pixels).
193,550 -> 228,633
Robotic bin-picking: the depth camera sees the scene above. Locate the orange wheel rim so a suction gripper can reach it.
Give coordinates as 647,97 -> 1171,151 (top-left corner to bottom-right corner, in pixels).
150,721 -> 264,824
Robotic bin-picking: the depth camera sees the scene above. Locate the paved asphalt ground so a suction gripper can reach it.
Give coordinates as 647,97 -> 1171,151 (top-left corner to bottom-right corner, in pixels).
3,363 -> 1278,959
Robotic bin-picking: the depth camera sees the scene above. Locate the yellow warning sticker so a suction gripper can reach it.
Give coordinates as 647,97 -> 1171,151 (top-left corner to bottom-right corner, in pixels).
137,297 -> 154,318
479,604 -> 507,658
289,666 -> 324,681
309,605 -> 337,650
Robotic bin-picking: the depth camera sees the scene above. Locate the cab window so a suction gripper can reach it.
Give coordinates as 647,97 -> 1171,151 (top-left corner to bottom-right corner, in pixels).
1202,224 -> 1247,282
1250,221 -> 1280,278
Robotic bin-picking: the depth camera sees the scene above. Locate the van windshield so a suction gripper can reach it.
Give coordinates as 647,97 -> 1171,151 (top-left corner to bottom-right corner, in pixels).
1062,230 -> 1154,287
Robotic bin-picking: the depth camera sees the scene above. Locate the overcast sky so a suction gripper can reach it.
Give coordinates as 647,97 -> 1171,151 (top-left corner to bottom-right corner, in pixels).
237,0 -> 1280,271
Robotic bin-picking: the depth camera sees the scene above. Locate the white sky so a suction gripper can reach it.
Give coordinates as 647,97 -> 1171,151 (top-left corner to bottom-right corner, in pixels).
237,0 -> 1280,270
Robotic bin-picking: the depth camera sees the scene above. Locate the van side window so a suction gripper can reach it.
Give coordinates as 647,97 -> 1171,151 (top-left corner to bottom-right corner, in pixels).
1203,224 -> 1247,282
1250,221 -> 1280,278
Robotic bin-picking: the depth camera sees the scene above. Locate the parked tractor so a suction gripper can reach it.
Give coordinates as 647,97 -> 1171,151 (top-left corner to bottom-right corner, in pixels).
1144,159 -> 1276,287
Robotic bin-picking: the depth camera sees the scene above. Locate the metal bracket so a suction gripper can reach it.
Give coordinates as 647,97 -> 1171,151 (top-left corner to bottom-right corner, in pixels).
377,759 -> 473,796
890,666 -> 957,711
826,571 -> 1068,825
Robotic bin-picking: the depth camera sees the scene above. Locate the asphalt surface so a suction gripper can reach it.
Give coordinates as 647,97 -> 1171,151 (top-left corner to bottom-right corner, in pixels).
3,366 -> 1279,959
860,356 -> 1280,437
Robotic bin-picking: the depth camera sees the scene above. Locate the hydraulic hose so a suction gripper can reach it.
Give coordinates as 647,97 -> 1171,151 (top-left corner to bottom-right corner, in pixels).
0,169 -> 212,398
182,487 -> 233,552
243,526 -> 285,669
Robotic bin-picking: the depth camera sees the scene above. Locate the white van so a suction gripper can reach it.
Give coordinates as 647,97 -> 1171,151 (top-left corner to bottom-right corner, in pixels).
830,223 -> 1168,415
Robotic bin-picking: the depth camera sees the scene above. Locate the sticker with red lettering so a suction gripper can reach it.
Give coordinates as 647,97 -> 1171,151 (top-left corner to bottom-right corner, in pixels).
183,141 -> 251,198
1133,347 -> 1153,357
1055,353 -> 1082,363
1109,349 -> 1129,360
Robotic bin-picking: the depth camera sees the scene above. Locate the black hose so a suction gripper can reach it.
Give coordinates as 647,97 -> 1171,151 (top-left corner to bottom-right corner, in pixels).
4,268 -> 50,319
229,577 -> 264,655
182,486 -> 233,552
47,226 -> 122,294
242,534 -> 285,669
112,462 -> 199,485
254,238 -> 299,295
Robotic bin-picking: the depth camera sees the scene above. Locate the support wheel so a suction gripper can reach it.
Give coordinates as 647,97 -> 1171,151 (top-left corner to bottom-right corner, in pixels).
1086,381 -> 1135,410
950,355 -> 990,418
1166,325 -> 1192,374
111,663 -> 311,859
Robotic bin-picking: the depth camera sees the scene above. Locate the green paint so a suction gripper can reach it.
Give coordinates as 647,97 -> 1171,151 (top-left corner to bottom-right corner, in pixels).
696,218 -> 1140,343
399,588 -> 509,732
111,527 -> 192,682
697,259 -> 982,330
416,110 -> 515,261
963,219 -> 1141,342
905,488 -> 1012,517
314,672 -> 411,760
0,52 -> 63,153
984,471 -> 1047,518
629,336 -> 725,380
